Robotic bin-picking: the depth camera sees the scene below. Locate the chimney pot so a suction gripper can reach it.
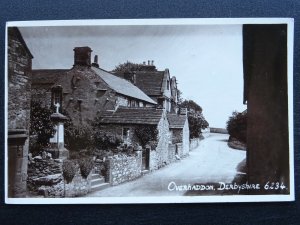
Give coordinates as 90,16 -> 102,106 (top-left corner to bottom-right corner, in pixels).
92,55 -> 99,68
148,60 -> 150,65
151,60 -> 154,65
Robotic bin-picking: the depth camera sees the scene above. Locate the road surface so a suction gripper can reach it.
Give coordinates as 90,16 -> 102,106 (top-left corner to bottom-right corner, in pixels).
86,133 -> 246,197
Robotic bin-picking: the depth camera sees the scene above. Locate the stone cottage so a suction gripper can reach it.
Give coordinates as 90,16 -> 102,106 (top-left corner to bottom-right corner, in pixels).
167,108 -> 190,158
7,27 -> 33,197
31,47 -> 157,127
96,107 -> 170,171
113,61 -> 178,113
113,62 -> 189,156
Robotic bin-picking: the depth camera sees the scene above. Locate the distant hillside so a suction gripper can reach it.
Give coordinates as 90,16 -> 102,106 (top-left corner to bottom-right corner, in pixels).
209,127 -> 228,134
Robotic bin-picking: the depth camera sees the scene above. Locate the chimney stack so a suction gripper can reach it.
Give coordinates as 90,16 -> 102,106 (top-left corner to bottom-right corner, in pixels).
73,47 -> 92,67
143,61 -> 146,65
92,55 -> 99,68
148,60 -> 150,65
179,108 -> 187,116
151,60 -> 154,65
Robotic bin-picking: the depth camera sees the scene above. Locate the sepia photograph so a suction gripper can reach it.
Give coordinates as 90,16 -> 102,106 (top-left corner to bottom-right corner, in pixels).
5,18 -> 294,203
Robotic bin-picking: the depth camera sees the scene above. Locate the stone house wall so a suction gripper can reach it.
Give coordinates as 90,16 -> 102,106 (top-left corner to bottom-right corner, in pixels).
168,144 -> 176,163
169,118 -> 189,157
105,152 -> 142,186
31,66 -> 155,127
149,112 -> 170,171
182,117 -> 190,156
7,29 -> 32,131
31,85 -> 52,108
7,27 -> 33,197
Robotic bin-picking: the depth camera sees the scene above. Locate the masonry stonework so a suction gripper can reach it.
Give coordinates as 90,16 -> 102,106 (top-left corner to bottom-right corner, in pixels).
7,27 -> 33,197
105,153 -> 142,186
27,156 -> 93,197
149,112 -> 170,170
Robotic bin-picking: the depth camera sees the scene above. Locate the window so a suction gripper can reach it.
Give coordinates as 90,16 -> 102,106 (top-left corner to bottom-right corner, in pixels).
123,128 -> 130,142
167,80 -> 170,90
51,86 -> 63,110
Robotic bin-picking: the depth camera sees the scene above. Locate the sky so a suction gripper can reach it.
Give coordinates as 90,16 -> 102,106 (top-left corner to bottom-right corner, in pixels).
19,24 -> 246,128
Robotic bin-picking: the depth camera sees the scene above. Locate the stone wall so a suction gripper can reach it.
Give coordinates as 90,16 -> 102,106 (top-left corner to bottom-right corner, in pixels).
168,144 -> 176,163
105,152 -> 142,186
7,28 -> 33,197
182,117 -> 190,155
31,85 -> 52,108
175,143 -> 183,158
27,156 -> 93,197
8,29 -> 32,131
190,138 -> 201,150
27,156 -> 63,197
149,112 -> 170,171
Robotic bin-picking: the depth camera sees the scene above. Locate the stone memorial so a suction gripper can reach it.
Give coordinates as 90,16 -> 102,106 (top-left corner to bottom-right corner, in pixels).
47,103 -> 69,159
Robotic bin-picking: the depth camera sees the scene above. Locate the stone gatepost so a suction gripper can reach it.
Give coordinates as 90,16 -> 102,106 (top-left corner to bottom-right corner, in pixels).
48,103 -> 69,159
8,129 -> 29,197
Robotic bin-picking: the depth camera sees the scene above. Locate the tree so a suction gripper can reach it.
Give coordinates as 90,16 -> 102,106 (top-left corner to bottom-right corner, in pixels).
112,61 -> 157,72
29,101 -> 55,155
226,110 -> 247,143
179,100 -> 209,139
180,100 -> 203,113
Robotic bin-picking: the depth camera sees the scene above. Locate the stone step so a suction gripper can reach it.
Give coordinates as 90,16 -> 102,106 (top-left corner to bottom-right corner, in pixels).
142,170 -> 149,175
91,177 -> 105,186
91,173 -> 101,179
91,183 -> 110,192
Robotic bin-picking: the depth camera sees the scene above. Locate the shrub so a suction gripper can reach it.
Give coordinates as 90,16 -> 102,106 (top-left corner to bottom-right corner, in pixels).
226,111 -> 247,144
62,160 -> 77,184
65,124 -> 94,154
79,158 -> 94,179
29,101 -> 55,155
93,132 -> 123,150
134,125 -> 158,148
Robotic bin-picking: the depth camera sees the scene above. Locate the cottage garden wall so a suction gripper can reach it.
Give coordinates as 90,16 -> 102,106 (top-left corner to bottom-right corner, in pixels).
105,152 -> 142,186
27,155 -> 93,197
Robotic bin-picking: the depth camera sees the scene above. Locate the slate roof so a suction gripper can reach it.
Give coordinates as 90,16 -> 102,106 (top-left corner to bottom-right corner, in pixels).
97,107 -> 163,125
135,71 -> 165,96
92,67 -> 157,104
167,114 -> 187,129
32,69 -> 69,84
114,70 -> 166,96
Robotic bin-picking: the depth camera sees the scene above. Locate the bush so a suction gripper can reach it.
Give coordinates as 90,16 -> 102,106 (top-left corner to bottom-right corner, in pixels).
30,101 -> 55,155
226,111 -> 247,144
93,132 -> 123,150
134,125 -> 158,148
62,160 -> 77,184
79,158 -> 94,179
65,125 -> 94,153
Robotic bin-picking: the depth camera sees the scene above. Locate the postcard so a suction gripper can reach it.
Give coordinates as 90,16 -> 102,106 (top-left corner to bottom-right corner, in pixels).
5,18 -> 294,204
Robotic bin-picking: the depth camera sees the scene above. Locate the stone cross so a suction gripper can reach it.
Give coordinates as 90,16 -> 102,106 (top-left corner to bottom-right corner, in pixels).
54,102 -> 60,113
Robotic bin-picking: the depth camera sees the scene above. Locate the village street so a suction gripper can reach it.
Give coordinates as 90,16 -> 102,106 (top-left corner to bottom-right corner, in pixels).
86,133 -> 246,197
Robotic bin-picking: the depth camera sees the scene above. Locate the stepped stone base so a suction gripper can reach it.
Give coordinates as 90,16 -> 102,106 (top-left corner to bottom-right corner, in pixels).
46,147 -> 69,159
90,173 -> 110,192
